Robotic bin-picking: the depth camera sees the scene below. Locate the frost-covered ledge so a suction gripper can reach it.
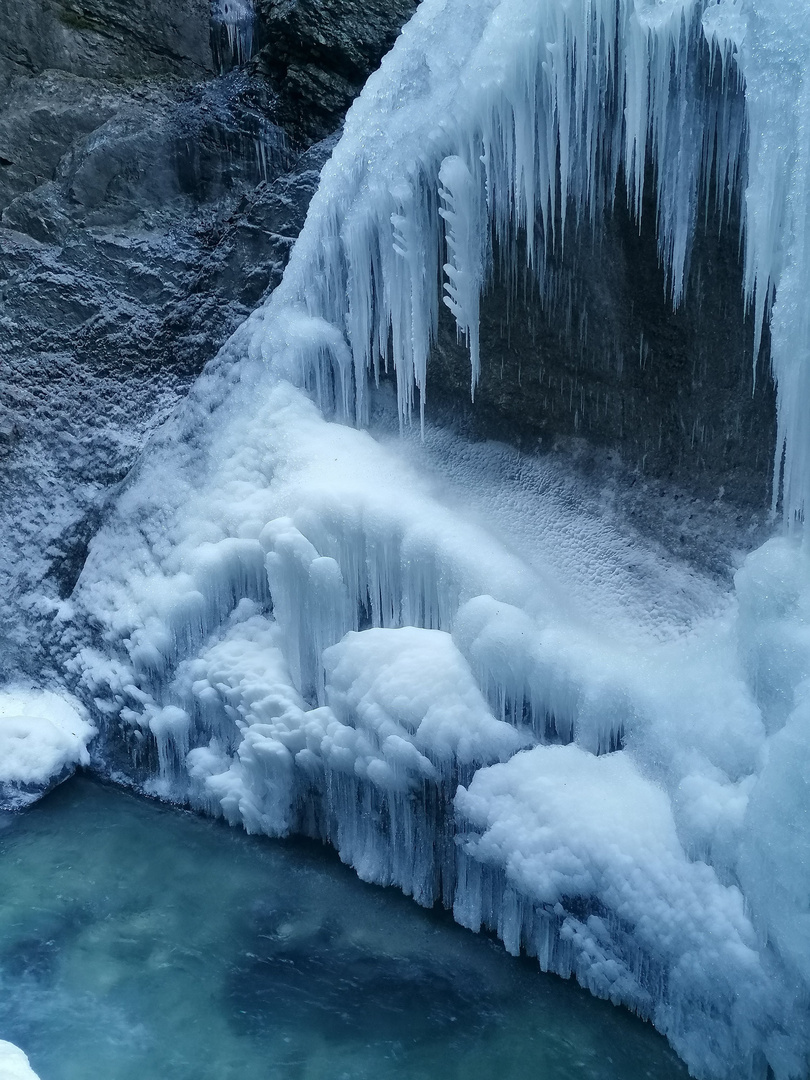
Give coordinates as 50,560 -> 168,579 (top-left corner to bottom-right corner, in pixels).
0,691 -> 95,810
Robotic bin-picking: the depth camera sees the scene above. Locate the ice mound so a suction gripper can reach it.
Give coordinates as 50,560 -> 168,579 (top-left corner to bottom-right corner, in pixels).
735,538 -> 810,991
0,691 -> 95,810
175,612 -> 531,903
66,375 -> 810,1077
0,1041 -> 40,1080
324,626 -> 529,772
454,744 -> 793,1079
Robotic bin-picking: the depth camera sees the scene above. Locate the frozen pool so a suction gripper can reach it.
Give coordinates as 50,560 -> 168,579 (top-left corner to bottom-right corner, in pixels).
0,777 -> 688,1080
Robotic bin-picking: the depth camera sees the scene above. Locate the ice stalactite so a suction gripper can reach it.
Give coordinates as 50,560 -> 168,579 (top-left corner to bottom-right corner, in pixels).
211,0 -> 255,71
251,0 -> 810,527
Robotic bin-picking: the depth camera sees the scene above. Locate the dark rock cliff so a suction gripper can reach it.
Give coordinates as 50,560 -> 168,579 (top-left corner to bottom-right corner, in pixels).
253,0 -> 420,142
0,0 -> 417,679
428,185 -> 775,532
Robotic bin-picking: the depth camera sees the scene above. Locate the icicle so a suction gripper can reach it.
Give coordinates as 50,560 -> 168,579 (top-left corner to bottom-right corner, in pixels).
439,155 -> 486,395
211,0 -> 255,71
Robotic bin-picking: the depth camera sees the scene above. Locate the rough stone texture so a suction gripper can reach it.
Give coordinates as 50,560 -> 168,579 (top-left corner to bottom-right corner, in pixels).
428,186 -> 776,517
1,74 -> 286,236
252,0 -> 420,143
0,124 -> 331,681
0,0 -> 417,681
0,0 -> 214,85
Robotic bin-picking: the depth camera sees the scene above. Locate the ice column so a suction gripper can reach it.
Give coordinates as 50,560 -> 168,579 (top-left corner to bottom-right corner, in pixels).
211,0 -> 255,70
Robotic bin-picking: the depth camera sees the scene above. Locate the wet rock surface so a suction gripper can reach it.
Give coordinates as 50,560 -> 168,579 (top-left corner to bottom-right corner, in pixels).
428,187 -> 776,516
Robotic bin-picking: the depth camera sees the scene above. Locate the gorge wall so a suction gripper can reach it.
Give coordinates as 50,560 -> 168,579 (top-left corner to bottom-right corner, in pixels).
0,0 -> 418,679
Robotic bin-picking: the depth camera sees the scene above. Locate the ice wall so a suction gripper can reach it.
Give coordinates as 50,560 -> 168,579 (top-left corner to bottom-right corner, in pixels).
252,0 -> 810,527
58,1 -> 810,1078
64,371 -> 809,1080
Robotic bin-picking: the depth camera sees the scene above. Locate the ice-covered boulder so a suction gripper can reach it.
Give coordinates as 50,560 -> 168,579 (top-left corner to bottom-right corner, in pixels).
0,691 -> 95,810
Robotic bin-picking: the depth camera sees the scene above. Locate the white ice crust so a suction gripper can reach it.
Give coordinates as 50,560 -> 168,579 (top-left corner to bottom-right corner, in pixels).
57,1 -> 810,1078
0,691 -> 94,798
0,1041 -> 40,1080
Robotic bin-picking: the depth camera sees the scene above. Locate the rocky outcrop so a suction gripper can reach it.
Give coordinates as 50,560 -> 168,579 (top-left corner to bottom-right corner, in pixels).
0,0 -> 214,85
252,0 -> 420,142
0,0 -> 420,681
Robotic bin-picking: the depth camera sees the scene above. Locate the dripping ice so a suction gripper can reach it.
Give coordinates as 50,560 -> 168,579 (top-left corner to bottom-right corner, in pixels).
46,2 -> 810,1080
211,0 -> 255,71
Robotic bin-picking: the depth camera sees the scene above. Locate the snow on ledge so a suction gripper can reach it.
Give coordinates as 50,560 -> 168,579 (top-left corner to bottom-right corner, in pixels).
0,690 -> 95,809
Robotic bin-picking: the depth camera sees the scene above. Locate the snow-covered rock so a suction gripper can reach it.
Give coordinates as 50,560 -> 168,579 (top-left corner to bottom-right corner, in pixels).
0,691 -> 95,809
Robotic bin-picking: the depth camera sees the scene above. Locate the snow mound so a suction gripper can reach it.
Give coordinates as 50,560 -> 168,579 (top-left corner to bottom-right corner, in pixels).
0,691 -> 95,809
454,744 -> 794,1079
324,626 -> 529,774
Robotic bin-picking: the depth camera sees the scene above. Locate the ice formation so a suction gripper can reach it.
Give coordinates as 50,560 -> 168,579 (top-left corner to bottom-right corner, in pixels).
211,0 -> 254,70
43,0 -> 810,1078
0,1042 -> 40,1080
0,691 -> 94,810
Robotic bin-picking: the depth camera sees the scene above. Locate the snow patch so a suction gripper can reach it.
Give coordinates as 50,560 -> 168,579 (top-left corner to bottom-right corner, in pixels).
0,691 -> 95,809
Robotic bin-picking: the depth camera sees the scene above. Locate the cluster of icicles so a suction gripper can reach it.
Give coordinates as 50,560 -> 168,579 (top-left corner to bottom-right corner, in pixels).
248,0 -> 810,527
211,0 -> 255,70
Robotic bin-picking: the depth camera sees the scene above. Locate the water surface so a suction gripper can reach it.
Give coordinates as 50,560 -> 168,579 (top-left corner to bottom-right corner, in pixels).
0,777 -> 688,1080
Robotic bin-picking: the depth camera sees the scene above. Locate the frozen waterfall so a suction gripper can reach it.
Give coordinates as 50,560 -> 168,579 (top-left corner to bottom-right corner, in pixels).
211,0 -> 255,71
48,1 -> 810,1079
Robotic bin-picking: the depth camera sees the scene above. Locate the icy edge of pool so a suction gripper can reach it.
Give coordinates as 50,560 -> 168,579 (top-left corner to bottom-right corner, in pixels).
0,690 -> 95,811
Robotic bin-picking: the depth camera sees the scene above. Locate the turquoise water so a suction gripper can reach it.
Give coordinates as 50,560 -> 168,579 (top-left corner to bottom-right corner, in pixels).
0,777 -> 688,1080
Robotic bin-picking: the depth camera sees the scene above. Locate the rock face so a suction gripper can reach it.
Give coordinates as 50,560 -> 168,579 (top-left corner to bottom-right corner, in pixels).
253,0 -> 420,142
0,0 -> 214,84
0,0 -> 420,681
428,188 -> 776,514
